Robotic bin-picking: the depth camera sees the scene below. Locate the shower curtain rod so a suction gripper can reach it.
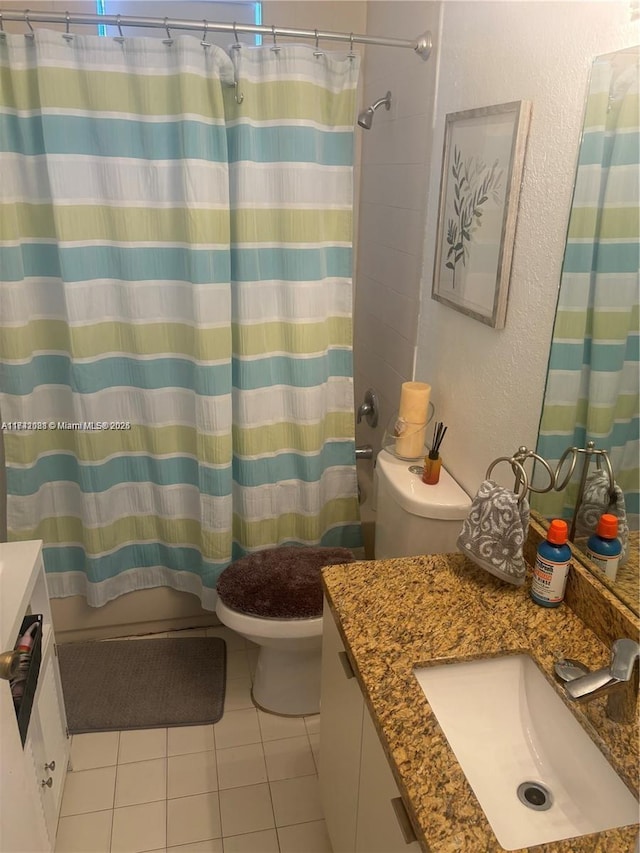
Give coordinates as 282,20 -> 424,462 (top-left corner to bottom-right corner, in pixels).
0,9 -> 432,60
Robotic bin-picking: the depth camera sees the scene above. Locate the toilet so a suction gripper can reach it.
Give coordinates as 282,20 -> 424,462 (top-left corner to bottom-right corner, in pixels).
215,546 -> 355,716
374,449 -> 471,558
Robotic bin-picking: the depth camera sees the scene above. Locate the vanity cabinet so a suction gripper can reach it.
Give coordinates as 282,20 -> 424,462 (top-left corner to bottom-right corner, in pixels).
320,601 -> 421,852
0,541 -> 70,852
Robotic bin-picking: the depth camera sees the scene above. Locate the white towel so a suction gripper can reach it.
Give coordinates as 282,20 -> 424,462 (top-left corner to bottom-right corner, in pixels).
457,479 -> 530,586
574,470 -> 629,565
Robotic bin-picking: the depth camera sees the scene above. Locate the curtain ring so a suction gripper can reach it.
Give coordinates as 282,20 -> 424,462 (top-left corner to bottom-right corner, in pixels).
62,11 -> 73,41
201,19 -> 210,48
163,17 -> 173,45
113,13 -> 125,42
231,44 -> 244,104
348,31 -> 356,60
271,24 -> 280,53
24,10 -> 35,39
231,21 -> 241,50
313,28 -> 323,58
0,12 -> 4,33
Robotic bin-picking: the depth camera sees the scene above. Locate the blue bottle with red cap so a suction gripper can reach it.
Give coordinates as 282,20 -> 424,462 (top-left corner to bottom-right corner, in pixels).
586,513 -> 622,582
531,519 -> 571,608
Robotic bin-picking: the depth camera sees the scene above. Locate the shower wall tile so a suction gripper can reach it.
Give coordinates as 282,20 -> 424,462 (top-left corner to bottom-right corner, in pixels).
360,275 -> 418,344
358,239 -> 421,300
354,2 -> 441,454
355,305 -> 415,379
360,164 -> 426,211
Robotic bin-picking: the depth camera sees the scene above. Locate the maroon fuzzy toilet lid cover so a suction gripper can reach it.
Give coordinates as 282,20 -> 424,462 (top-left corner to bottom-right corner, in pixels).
216,546 -> 355,619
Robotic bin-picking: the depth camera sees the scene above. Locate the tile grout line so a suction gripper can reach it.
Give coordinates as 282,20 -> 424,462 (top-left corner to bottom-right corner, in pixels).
164,726 -> 169,851
108,730 -> 120,853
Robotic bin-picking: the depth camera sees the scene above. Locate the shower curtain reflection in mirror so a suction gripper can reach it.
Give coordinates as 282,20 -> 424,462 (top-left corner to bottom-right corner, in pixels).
533,48 -> 639,531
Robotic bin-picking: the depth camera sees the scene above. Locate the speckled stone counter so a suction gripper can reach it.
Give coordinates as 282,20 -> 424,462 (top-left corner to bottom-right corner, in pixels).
321,553 -> 639,853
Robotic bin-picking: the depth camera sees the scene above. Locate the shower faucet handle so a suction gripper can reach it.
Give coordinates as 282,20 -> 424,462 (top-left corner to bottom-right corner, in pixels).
357,388 -> 379,428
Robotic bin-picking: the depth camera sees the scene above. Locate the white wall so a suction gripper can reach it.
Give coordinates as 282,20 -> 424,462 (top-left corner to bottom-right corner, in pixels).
416,1 -> 637,498
354,0 -> 637,492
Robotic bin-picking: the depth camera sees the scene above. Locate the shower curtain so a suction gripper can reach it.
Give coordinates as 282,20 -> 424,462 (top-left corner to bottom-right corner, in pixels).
0,29 -> 361,608
534,50 -> 639,528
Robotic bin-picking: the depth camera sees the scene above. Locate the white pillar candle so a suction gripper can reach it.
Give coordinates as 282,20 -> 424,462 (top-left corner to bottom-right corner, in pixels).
395,382 -> 431,458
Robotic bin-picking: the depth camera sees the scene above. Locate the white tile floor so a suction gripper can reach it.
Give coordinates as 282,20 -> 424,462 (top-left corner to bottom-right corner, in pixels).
55,626 -> 331,853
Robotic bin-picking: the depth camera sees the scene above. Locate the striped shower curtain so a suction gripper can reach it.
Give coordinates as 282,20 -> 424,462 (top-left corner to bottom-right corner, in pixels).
0,30 -> 361,608
533,49 -> 639,527
225,45 -> 361,556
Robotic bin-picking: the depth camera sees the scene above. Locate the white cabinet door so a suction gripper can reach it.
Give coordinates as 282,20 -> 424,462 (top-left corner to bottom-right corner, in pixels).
1,687 -> 48,853
25,712 -> 55,850
319,600 -> 364,853
35,647 -> 70,840
355,706 -> 422,853
0,542 -> 70,853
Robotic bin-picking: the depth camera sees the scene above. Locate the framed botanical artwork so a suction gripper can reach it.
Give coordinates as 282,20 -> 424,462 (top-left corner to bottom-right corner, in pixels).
431,101 -> 532,329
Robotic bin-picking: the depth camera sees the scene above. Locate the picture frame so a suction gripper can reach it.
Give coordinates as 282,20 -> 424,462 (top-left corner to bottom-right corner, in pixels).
431,101 -> 532,329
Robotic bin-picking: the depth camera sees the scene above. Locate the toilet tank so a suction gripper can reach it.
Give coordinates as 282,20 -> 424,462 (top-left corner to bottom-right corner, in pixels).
374,450 -> 471,559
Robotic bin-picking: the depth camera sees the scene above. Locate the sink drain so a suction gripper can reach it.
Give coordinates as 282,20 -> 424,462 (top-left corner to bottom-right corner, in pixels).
517,781 -> 553,811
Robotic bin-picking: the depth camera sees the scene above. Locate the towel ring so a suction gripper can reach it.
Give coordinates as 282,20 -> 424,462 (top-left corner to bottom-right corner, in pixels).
554,446 -> 578,492
512,446 -> 555,494
554,444 -> 615,496
486,457 -> 529,504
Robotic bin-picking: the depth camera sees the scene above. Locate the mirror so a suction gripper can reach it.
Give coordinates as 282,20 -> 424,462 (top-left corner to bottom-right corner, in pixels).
532,47 -> 639,615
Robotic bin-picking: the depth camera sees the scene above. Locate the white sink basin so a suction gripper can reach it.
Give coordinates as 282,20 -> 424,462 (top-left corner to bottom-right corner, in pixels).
414,654 -> 638,850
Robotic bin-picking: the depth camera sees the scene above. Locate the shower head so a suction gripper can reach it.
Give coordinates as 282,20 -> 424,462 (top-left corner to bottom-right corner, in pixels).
357,91 -> 392,129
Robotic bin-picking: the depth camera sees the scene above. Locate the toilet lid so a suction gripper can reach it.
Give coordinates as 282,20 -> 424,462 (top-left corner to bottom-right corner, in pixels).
216,546 -> 355,619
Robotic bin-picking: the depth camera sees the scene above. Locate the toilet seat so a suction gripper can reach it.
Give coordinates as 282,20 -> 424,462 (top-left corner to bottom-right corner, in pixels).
216,545 -> 355,619
216,598 -> 323,640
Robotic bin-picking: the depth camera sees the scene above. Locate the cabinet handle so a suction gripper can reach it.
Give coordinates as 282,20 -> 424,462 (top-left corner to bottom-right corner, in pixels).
391,797 -> 417,845
41,777 -> 53,788
338,651 -> 355,680
44,761 -> 56,772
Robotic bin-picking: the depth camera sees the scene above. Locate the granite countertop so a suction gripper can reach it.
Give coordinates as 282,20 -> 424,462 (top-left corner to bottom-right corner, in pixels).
321,553 -> 639,853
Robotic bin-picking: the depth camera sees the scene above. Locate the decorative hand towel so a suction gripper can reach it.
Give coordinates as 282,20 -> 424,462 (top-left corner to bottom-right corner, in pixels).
457,479 -> 530,586
574,470 -> 629,565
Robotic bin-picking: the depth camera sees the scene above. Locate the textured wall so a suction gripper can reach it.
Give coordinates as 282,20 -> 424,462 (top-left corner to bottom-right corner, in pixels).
412,1 -> 637,498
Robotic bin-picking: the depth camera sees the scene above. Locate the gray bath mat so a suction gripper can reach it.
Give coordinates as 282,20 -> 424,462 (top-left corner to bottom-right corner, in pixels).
58,638 -> 226,734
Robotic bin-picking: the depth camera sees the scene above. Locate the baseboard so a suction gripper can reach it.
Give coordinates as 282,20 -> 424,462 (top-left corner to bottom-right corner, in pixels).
52,586 -> 221,644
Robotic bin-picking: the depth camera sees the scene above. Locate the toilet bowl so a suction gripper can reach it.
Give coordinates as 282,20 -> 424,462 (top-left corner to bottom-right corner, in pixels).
215,546 -> 355,716
215,599 -> 324,716
374,449 -> 471,558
